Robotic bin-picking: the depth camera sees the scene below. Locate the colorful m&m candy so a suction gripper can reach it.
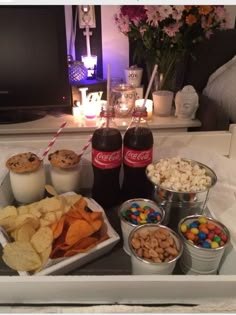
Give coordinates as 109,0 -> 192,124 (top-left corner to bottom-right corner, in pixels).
121,202 -> 163,225
180,216 -> 228,249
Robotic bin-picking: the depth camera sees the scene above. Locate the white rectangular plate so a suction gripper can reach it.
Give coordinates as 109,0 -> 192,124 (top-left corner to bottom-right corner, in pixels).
0,197 -> 120,276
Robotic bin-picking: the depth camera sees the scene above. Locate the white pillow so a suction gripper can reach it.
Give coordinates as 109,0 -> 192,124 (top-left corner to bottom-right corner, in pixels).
203,55 -> 236,123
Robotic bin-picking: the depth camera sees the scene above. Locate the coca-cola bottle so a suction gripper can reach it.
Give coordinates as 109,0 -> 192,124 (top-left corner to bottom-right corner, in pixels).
91,106 -> 122,208
122,105 -> 154,200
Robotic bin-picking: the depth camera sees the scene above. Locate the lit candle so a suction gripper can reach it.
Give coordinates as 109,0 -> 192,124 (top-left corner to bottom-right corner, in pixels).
83,101 -> 97,120
135,99 -> 153,120
72,106 -> 81,119
120,104 -> 128,112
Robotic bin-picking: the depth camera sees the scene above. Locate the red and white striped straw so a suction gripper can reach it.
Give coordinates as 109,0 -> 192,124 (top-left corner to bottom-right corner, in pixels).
78,122 -> 105,158
41,121 -> 67,160
78,135 -> 93,158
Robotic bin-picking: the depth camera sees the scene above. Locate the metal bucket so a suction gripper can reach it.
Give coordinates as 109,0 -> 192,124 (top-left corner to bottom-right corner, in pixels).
146,158 -> 217,231
178,215 -> 230,275
128,224 -> 183,275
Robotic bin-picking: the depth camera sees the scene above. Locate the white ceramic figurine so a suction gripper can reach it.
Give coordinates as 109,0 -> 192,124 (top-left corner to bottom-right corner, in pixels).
175,85 -> 199,119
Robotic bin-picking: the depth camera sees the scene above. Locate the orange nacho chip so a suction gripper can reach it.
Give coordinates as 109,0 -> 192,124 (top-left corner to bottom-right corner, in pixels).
51,216 -> 66,240
66,209 -> 83,220
49,196 -> 110,260
63,236 -> 98,257
65,219 -> 95,246
91,219 -> 103,232
90,211 -> 102,221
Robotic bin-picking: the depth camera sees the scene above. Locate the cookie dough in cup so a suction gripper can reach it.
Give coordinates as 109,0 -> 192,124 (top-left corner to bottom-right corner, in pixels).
6,152 -> 46,204
48,149 -> 81,194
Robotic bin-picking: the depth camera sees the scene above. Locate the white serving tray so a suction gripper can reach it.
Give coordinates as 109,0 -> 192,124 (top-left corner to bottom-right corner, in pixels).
0,171 -> 236,305
0,196 -> 120,276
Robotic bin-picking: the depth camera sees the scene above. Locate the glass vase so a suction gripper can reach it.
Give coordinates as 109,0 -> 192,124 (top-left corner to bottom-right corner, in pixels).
68,55 -> 88,85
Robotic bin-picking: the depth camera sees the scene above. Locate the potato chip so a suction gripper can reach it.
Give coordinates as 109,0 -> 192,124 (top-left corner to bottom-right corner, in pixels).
38,196 -> 63,213
63,194 -> 82,211
31,227 -> 53,253
0,216 -> 18,232
0,205 -> 17,221
55,210 -> 63,221
2,241 -> 41,271
13,214 -> 39,232
65,219 -> 95,246
10,229 -> 17,241
14,223 -> 36,242
28,207 -> 42,219
45,184 -> 58,196
43,212 -> 57,224
35,245 -> 52,272
39,218 -> 52,227
17,205 -> 29,215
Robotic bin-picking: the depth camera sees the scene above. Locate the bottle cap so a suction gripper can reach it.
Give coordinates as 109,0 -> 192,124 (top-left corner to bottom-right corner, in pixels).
100,106 -> 115,118
133,105 -> 147,117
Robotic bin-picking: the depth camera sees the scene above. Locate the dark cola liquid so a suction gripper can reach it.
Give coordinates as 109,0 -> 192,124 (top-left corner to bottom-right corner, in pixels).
92,127 -> 122,209
122,126 -> 154,201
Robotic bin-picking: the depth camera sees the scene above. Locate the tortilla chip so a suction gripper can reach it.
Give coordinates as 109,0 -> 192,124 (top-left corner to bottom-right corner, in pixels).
65,219 -> 94,246
51,216 -> 65,240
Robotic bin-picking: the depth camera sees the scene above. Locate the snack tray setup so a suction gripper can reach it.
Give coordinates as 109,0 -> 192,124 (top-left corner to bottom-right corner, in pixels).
0,173 -> 236,305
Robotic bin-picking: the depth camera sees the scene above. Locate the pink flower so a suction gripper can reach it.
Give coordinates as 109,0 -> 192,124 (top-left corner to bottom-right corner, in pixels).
158,5 -> 174,21
145,6 -> 161,27
172,6 -> 184,21
114,13 -> 130,34
163,22 -> 182,37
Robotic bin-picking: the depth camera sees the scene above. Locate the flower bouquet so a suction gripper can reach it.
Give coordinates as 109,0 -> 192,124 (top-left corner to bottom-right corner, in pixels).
114,5 -> 230,91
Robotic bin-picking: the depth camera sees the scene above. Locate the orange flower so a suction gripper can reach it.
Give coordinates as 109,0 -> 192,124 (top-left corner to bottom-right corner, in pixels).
184,6 -> 193,12
186,14 -> 197,26
198,6 -> 213,15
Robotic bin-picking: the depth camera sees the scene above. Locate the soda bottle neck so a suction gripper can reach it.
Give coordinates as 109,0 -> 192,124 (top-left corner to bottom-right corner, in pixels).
99,108 -> 117,129
129,107 -> 149,129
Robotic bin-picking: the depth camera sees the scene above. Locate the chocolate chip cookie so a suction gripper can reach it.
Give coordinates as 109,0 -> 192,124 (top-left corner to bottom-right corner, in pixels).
48,149 -> 80,169
6,152 -> 41,173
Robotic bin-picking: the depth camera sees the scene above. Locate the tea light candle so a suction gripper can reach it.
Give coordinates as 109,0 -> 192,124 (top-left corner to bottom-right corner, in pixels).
73,106 -> 81,119
83,101 -> 97,120
135,99 -> 153,120
120,104 -> 129,114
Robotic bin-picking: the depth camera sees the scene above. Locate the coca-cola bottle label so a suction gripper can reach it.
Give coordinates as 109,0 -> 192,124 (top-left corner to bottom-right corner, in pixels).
123,147 -> 153,167
92,148 -> 122,169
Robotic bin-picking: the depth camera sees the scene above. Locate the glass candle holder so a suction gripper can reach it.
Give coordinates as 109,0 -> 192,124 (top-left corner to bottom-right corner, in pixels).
111,84 -> 136,118
135,99 -> 153,120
